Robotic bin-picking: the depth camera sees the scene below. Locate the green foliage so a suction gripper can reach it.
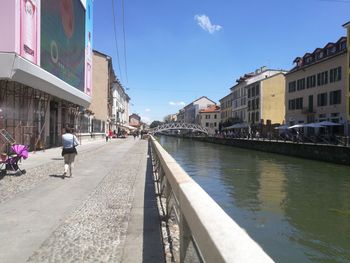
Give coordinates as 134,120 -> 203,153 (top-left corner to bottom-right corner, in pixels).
150,120 -> 163,128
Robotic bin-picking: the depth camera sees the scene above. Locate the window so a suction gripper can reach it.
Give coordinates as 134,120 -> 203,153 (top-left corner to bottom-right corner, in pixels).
205,122 -> 209,127
316,52 -> 324,60
288,99 -> 296,110
306,75 -> 316,88
288,81 -> 296,92
330,67 -> 342,82
297,78 -> 305,90
289,98 -> 302,110
317,71 -> 328,86
248,89 -> 251,98
317,92 -> 327,106
295,97 -> 303,109
340,41 -> 346,51
248,100 -> 251,111
255,85 -> 259,96
206,115 -> 210,119
255,98 -> 259,109
252,87 -> 256,97
214,114 -> 217,119
214,122 -> 217,127
305,56 -> 313,64
255,111 -> 259,122
329,90 -> 341,105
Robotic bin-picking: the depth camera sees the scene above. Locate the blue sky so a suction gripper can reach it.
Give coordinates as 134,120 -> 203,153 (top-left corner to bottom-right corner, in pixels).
93,0 -> 349,123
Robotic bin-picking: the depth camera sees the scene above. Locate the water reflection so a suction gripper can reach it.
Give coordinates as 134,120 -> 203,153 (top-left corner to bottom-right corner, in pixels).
158,136 -> 350,263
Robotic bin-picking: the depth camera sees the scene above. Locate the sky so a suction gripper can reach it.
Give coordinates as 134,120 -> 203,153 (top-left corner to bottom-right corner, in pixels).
93,0 -> 350,124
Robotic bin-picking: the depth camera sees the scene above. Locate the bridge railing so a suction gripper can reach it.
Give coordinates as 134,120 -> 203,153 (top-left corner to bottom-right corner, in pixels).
149,136 -> 274,263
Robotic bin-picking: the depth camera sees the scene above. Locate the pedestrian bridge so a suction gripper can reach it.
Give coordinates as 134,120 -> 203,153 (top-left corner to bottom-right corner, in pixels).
151,122 -> 208,135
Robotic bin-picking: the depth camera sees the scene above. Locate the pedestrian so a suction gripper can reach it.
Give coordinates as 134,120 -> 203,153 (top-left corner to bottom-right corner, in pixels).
105,130 -> 109,142
61,127 -> 79,178
133,132 -> 136,140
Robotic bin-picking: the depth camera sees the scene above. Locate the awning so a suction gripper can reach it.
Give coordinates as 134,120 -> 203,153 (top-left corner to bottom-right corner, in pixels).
224,123 -> 249,130
318,121 -> 342,126
274,125 -> 289,130
288,123 -> 306,129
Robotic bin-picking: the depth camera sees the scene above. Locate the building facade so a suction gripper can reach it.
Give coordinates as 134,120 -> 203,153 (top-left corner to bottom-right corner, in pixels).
344,22 -> 350,131
129,113 -> 141,129
177,109 -> 185,122
89,50 -> 113,136
199,105 -> 220,135
247,72 -> 286,125
219,93 -> 233,125
111,79 -> 130,133
0,0 -> 94,150
183,96 -> 216,124
285,36 -> 348,135
164,114 -> 178,122
230,68 -> 286,127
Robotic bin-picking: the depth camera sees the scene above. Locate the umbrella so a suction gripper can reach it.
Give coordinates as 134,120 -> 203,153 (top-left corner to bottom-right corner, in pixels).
288,124 -> 306,129
318,121 -> 342,126
304,123 -> 324,128
274,125 -> 289,130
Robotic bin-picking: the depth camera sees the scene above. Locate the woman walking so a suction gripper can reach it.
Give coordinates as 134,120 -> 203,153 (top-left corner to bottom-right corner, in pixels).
61,127 -> 79,177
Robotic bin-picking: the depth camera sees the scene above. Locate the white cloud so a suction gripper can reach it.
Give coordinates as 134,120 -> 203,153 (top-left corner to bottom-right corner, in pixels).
194,14 -> 222,34
145,108 -> 151,112
169,101 -> 186,106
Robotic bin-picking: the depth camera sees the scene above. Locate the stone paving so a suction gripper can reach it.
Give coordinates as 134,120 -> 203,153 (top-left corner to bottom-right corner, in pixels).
0,138 -> 164,263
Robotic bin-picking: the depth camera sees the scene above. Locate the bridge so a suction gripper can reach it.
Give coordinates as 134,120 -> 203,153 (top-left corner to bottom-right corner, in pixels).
151,122 -> 208,135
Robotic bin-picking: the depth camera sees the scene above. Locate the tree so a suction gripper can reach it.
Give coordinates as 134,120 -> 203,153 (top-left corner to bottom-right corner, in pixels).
150,120 -> 163,128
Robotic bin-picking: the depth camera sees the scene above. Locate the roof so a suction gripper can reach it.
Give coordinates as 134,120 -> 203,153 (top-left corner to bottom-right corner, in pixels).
342,21 -> 350,28
288,36 -> 347,74
93,49 -> 111,59
219,92 -> 233,102
199,105 -> 220,113
183,96 -> 216,109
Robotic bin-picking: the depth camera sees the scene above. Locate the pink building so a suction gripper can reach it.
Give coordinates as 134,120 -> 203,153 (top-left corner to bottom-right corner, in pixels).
0,0 -> 95,150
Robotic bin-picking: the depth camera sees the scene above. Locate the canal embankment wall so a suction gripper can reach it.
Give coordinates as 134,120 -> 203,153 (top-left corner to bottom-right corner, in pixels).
166,135 -> 350,165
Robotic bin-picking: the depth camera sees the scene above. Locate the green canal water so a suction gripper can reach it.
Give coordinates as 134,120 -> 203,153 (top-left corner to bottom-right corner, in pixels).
158,136 -> 350,263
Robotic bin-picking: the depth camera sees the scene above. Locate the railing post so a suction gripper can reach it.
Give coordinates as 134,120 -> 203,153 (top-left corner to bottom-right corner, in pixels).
180,213 -> 192,263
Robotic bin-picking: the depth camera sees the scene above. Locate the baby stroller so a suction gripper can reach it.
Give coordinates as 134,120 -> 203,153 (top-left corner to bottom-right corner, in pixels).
0,144 -> 29,176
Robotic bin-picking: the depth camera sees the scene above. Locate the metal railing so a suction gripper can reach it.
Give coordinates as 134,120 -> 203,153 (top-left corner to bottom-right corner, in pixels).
150,136 -> 274,263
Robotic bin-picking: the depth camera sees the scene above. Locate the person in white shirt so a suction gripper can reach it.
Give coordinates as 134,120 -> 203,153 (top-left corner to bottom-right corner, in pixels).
61,127 -> 79,177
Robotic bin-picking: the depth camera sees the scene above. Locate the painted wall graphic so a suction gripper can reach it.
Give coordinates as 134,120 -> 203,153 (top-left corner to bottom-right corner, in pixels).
20,0 -> 40,64
85,0 -> 93,96
41,0 -> 85,91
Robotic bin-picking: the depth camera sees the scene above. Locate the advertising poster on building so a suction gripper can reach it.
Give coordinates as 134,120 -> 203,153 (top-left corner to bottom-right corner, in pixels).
20,0 -> 40,64
85,0 -> 93,96
41,0 -> 85,92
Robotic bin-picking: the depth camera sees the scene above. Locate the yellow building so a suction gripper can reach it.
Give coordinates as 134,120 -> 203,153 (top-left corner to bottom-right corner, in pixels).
247,72 -> 287,125
285,36 -> 348,135
219,93 -> 233,125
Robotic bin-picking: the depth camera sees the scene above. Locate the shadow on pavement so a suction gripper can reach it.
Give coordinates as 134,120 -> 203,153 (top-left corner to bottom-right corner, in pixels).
142,145 -> 165,262
49,174 -> 66,179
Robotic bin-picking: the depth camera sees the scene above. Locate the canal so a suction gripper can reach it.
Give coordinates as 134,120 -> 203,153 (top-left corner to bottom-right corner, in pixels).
157,135 -> 350,263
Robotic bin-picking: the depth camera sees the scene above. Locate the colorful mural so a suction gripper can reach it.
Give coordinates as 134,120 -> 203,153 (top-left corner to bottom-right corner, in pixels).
41,0 -> 85,92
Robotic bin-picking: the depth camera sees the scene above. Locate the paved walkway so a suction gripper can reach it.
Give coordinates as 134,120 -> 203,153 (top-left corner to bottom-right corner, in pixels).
0,137 -> 164,263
